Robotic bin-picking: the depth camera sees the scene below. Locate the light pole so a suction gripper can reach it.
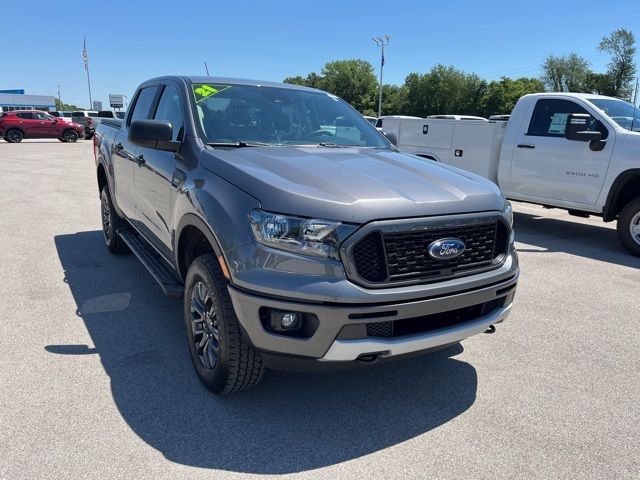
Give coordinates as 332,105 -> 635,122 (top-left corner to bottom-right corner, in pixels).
372,35 -> 390,119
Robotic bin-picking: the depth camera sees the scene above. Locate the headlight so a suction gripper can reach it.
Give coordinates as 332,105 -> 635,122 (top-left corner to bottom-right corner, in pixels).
249,209 -> 357,260
503,200 -> 513,227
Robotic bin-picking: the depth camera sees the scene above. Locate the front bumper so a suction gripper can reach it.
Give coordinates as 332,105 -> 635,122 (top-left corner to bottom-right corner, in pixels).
228,260 -> 518,365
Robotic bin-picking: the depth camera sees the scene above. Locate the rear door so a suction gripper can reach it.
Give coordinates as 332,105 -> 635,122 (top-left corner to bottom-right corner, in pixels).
15,112 -> 39,137
112,86 -> 159,221
133,82 -> 185,258
509,98 -> 612,206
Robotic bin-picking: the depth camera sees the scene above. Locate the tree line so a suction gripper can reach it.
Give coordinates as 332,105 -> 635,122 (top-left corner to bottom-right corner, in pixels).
284,28 -> 637,118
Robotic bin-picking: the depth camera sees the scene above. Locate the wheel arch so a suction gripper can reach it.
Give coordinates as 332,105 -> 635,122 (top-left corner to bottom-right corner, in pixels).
414,153 -> 438,161
175,213 -> 224,282
96,162 -> 108,196
603,169 -> 640,221
6,126 -> 25,138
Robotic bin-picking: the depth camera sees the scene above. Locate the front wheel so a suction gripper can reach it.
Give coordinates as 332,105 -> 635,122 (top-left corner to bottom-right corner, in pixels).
100,186 -> 129,254
63,129 -> 79,143
184,255 -> 265,395
617,197 -> 640,257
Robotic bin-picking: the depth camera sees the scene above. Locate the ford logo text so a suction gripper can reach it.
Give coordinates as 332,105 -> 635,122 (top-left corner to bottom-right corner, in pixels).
427,238 -> 466,260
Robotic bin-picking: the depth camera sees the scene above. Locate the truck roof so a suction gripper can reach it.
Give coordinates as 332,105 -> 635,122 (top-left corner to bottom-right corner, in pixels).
145,75 -> 320,93
523,92 -> 623,102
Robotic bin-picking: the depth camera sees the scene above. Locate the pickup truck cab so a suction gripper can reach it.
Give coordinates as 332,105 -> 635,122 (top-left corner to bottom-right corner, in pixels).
94,76 -> 518,394
71,111 -> 98,139
384,93 -> 640,256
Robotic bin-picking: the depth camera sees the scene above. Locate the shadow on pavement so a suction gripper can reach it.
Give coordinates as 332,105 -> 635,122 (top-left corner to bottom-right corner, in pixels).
52,230 -> 477,474
514,211 -> 640,269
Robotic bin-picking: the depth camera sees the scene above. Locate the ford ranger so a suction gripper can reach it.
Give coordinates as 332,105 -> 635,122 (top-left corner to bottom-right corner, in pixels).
94,76 -> 519,394
384,93 -> 640,256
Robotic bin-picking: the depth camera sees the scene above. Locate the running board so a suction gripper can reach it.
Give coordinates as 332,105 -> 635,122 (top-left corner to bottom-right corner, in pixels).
118,228 -> 184,298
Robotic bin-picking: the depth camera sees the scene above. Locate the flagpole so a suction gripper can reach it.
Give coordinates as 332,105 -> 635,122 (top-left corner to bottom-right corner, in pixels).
83,36 -> 93,109
372,35 -> 390,119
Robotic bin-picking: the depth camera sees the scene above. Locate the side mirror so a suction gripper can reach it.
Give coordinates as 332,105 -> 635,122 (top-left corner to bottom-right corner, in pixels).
383,131 -> 398,146
129,119 -> 179,152
564,113 -> 605,151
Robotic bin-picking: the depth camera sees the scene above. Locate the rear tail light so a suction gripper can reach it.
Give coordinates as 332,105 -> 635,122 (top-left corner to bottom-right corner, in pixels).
87,117 -> 93,126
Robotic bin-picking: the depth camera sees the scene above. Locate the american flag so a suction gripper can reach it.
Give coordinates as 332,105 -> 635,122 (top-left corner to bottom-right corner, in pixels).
82,37 -> 88,70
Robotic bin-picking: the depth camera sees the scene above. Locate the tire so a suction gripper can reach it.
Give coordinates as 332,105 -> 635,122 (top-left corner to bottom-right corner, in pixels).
63,129 -> 79,143
617,197 -> 640,257
6,129 -> 23,143
58,138 -> 68,142
100,186 -> 129,254
184,254 -> 265,395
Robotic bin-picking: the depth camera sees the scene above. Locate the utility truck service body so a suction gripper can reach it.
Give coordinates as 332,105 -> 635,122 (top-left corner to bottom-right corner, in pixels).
385,93 -> 640,256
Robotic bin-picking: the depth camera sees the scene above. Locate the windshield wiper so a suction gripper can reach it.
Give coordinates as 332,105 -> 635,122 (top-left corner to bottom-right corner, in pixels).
207,141 -> 272,148
318,142 -> 345,148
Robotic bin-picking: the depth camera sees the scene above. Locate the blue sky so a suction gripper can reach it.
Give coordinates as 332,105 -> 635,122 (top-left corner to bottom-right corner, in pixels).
3,0 -> 639,108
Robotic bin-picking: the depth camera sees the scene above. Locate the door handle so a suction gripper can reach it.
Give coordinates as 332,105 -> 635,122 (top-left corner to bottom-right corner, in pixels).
113,142 -> 123,152
135,154 -> 146,166
517,144 -> 536,149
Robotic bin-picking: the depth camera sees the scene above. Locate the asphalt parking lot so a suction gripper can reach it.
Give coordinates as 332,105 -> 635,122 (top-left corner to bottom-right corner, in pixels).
1,139 -> 638,480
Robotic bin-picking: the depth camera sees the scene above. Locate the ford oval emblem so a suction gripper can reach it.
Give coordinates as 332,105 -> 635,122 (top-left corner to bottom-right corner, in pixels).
428,238 -> 466,260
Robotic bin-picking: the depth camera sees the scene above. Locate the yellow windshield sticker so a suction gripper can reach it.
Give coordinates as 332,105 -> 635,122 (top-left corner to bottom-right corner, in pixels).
192,84 -> 230,103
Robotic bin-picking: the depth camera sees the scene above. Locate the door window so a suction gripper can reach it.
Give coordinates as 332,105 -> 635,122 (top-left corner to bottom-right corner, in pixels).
153,85 -> 184,141
16,112 -> 35,119
34,112 -> 53,120
128,86 -> 158,125
527,99 -> 608,139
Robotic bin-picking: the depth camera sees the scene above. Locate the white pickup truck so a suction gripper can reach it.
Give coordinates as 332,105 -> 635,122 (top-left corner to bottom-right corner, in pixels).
382,93 -> 640,256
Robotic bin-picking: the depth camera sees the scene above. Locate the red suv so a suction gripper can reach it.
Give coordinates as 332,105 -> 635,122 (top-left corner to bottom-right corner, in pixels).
0,110 -> 85,143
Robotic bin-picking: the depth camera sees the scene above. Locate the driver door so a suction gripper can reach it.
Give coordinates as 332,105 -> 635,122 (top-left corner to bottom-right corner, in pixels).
510,98 -> 613,206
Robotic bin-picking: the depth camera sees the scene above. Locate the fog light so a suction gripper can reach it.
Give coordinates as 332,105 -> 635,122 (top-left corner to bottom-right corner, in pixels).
280,312 -> 300,329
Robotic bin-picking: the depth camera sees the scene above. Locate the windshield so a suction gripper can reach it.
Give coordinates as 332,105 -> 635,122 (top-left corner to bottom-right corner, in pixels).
590,98 -> 640,132
190,83 -> 390,148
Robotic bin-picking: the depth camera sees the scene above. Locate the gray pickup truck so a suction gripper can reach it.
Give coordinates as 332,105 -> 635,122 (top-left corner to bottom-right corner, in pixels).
94,76 -> 519,394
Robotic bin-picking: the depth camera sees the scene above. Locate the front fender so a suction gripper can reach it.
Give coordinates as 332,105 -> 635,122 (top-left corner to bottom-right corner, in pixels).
171,169 -> 261,276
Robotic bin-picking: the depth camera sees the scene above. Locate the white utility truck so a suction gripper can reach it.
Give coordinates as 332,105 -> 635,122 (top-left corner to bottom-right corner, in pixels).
382,93 -> 640,256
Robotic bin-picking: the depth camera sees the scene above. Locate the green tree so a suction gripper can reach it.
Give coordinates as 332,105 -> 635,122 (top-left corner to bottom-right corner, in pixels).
481,77 -> 545,116
283,75 -> 307,86
541,53 -> 590,92
318,59 -> 378,112
583,72 -> 613,95
598,28 -> 636,99
55,98 -> 81,111
283,72 -> 324,89
402,65 -> 487,117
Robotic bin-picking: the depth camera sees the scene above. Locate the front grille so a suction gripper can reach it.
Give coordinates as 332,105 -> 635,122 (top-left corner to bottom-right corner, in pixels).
352,220 -> 508,285
352,231 -> 387,282
366,297 -> 506,338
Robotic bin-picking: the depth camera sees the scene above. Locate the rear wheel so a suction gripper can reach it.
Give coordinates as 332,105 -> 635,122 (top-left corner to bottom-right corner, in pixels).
6,129 -> 23,143
184,254 -> 265,395
63,129 -> 79,143
617,197 -> 640,257
100,186 -> 129,254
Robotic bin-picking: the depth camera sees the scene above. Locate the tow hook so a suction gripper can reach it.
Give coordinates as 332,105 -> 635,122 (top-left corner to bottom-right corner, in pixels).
484,324 -> 496,334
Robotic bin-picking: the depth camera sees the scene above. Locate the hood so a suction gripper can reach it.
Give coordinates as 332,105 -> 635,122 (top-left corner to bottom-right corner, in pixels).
201,146 -> 504,224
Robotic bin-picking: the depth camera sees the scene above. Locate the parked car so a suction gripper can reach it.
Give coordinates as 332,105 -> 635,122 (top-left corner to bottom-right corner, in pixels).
363,115 -> 378,126
71,111 -> 98,139
94,76 -> 518,394
383,92 -> 640,256
50,111 -> 75,123
0,110 -> 84,143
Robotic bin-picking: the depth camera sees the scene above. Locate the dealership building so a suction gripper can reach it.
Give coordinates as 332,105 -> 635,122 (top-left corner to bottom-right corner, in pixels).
0,89 -> 56,112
